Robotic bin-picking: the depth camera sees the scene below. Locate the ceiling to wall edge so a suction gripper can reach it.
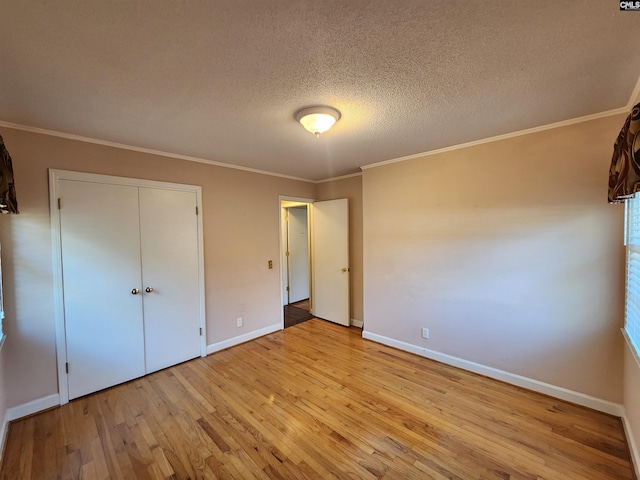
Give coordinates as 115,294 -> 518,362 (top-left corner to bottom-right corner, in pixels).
0,77 -> 638,184
361,78 -> 640,173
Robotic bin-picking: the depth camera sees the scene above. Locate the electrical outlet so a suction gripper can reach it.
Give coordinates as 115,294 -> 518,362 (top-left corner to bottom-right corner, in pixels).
236,317 -> 243,328
421,328 -> 429,339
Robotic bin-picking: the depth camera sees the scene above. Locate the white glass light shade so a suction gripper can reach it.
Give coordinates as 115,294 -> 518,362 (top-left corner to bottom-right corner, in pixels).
295,106 -> 341,137
299,113 -> 336,135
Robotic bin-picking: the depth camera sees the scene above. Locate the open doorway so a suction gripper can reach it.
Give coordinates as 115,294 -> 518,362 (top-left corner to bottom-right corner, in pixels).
281,199 -> 313,328
279,196 -> 351,329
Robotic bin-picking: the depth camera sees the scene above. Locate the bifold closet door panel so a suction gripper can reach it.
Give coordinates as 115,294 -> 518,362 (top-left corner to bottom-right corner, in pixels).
59,180 -> 146,400
139,187 -> 201,373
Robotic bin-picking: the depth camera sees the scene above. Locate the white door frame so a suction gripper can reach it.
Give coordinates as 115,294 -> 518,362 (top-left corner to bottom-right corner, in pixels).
278,195 -> 314,328
49,169 -> 207,405
281,205 -> 290,306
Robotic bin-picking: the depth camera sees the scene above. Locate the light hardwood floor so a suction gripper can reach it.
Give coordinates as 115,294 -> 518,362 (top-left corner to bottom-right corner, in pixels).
1,319 -> 635,479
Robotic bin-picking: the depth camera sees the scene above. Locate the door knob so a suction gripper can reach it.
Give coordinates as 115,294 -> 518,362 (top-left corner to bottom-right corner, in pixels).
131,288 -> 140,295
145,287 -> 153,293
341,267 -> 349,272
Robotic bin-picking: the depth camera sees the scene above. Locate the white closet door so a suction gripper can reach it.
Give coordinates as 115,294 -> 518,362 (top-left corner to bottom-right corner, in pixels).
139,187 -> 201,373
60,180 -> 145,400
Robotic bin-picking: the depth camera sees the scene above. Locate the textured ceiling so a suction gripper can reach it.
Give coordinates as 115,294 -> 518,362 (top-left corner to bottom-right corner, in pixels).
1,1 -> 639,181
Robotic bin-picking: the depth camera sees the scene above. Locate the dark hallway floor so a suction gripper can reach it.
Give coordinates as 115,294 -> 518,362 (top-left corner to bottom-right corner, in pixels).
284,299 -> 313,328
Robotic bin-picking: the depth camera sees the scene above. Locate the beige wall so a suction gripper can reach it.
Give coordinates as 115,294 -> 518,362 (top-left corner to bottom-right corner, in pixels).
363,114 -> 626,402
0,112 -> 633,425
623,339 -> 640,474
316,175 -> 363,323
0,127 -> 315,407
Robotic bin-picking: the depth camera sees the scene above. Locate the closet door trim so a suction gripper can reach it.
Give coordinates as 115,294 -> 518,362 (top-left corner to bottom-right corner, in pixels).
49,169 -> 206,405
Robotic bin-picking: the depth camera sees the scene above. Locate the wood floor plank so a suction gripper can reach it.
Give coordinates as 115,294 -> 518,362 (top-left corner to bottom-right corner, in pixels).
0,319 -> 636,479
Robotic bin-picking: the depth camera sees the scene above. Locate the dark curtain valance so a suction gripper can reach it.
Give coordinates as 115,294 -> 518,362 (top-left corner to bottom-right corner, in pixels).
608,102 -> 640,203
0,135 -> 18,214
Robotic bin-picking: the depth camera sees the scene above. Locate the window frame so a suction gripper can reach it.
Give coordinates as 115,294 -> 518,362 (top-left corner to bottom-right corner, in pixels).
624,197 -> 640,358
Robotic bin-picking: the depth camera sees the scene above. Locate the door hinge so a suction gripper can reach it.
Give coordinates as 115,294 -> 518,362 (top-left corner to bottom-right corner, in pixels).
58,198 -> 61,210
286,251 -> 289,257
285,215 -> 289,221
196,206 -> 199,215
286,286 -> 290,292
65,362 -> 69,374
199,327 -> 203,336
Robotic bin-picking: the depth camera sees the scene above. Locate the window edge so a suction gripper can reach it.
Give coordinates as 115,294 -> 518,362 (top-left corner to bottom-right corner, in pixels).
622,327 -> 640,371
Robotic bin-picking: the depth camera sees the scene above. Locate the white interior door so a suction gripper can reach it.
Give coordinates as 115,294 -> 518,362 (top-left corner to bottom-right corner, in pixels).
288,206 -> 309,303
312,198 -> 350,326
59,180 -> 146,400
139,187 -> 201,373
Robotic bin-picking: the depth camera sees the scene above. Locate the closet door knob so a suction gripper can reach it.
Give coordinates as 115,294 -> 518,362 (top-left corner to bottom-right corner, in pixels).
145,287 -> 153,293
131,288 -> 140,295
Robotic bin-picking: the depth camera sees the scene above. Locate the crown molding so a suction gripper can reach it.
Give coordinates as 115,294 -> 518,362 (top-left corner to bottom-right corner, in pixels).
3,73 -> 640,184
628,76 -> 640,108
361,105 -> 629,172
0,121 -> 315,184
315,171 -> 362,184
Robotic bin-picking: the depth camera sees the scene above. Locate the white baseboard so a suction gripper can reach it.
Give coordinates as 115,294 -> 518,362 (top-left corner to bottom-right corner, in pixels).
350,319 -> 363,328
207,323 -> 282,355
6,393 -> 60,422
1,392 -> 60,467
622,410 -> 640,479
0,409 -> 8,467
362,330 -> 623,417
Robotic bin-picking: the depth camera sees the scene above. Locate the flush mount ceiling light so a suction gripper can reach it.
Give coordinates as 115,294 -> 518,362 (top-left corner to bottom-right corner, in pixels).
295,106 -> 341,138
